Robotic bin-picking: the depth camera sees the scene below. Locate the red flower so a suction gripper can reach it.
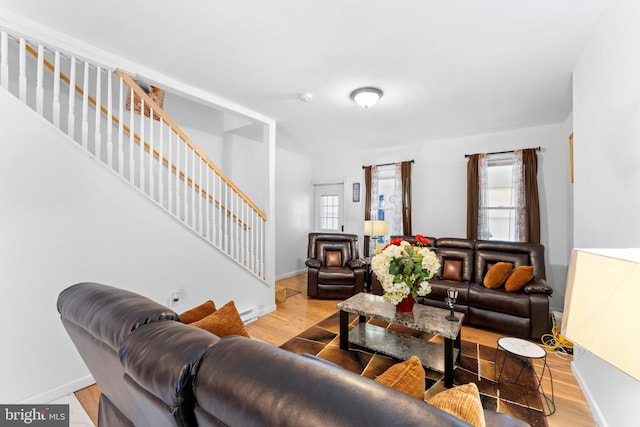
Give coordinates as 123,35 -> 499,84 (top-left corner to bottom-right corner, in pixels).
390,237 -> 404,246
416,234 -> 430,246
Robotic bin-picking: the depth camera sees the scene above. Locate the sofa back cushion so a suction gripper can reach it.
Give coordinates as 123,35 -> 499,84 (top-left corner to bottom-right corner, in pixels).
474,241 -> 546,284
434,238 -> 476,282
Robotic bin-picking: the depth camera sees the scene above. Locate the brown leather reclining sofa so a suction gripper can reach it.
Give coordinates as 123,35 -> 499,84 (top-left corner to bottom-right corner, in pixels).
57,282 -> 527,427
372,237 -> 553,339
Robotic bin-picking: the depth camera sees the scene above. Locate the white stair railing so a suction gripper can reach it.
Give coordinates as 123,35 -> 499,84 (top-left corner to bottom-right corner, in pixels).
0,29 -> 266,279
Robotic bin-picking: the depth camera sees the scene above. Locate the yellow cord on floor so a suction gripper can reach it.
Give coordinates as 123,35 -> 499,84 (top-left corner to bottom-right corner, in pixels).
540,314 -> 573,354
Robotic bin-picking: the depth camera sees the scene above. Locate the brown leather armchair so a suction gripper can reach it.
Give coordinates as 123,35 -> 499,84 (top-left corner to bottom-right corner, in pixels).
305,233 -> 366,299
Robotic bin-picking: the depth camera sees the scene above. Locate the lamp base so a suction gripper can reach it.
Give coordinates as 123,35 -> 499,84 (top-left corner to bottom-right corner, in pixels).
446,314 -> 457,321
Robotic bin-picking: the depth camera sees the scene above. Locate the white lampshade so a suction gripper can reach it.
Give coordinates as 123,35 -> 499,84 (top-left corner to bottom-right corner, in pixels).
350,87 -> 383,109
562,248 -> 640,381
364,220 -> 388,237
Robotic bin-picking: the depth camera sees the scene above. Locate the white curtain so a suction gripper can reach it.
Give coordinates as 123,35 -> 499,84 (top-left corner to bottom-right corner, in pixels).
477,154 -> 490,239
512,149 -> 526,242
370,165 -> 379,219
389,162 -> 403,236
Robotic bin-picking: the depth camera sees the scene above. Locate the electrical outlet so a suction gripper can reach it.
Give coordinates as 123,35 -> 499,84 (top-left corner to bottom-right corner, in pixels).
169,290 -> 181,307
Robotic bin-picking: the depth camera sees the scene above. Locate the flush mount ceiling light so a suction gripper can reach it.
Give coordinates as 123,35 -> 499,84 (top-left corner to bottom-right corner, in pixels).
350,87 -> 383,108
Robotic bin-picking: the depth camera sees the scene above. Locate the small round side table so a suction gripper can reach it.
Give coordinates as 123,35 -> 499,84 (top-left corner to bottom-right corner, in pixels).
495,337 -> 556,416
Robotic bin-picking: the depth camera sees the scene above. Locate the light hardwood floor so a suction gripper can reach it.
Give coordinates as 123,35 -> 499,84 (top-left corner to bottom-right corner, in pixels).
75,273 -> 596,426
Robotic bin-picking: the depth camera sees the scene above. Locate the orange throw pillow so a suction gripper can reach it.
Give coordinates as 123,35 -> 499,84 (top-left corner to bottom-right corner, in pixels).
428,382 -> 486,427
374,356 -> 425,399
505,266 -> 535,292
180,300 -> 216,324
190,301 -> 250,338
483,262 -> 513,289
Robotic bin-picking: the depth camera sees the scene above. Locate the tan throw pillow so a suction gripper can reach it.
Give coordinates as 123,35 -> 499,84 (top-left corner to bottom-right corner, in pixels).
190,301 -> 250,338
505,266 -> 535,292
325,250 -> 342,267
483,262 -> 513,289
442,259 -> 463,281
374,356 -> 425,399
428,382 -> 486,427
180,300 -> 216,324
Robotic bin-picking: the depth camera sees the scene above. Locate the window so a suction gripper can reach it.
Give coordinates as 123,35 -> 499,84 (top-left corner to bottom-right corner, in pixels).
480,154 -> 521,241
319,194 -> 339,231
372,164 -> 402,245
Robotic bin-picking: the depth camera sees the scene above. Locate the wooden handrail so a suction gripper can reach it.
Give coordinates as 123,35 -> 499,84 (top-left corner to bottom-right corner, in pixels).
23,43 -> 266,226
116,71 -> 267,221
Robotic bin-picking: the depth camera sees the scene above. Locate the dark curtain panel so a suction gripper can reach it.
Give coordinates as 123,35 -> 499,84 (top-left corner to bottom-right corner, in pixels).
363,166 -> 372,257
400,161 -> 412,235
522,149 -> 541,243
466,154 -> 480,240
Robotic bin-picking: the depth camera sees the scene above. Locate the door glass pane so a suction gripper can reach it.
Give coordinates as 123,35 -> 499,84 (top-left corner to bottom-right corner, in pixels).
320,195 -> 339,231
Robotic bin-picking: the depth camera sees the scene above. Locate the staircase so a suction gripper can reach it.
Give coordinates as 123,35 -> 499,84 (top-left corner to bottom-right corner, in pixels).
0,29 -> 268,280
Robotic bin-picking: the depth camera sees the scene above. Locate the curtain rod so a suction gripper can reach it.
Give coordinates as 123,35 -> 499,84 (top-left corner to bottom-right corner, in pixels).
464,147 -> 541,158
362,160 -> 414,169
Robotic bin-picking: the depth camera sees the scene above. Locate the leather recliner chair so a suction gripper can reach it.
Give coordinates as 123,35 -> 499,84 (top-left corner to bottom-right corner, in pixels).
305,233 -> 365,299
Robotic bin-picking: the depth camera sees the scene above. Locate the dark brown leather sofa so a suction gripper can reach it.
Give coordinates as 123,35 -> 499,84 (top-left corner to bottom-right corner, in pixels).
305,232 -> 366,299
58,282 -> 528,427
372,237 -> 553,339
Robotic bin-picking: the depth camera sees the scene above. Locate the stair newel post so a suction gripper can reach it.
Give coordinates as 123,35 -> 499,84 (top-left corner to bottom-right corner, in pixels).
1,31 -> 8,90
67,57 -> 76,140
128,86 -> 135,183
139,97 -> 145,194
81,61 -> 89,149
158,118 -> 164,208
106,71 -> 113,168
117,76 -> 125,175
53,51 -> 61,128
18,38 -> 26,103
36,44 -> 44,115
94,66 -> 102,161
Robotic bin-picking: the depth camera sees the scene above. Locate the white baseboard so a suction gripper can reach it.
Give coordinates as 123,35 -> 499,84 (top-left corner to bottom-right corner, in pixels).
571,361 -> 606,427
18,375 -> 95,404
275,269 -> 306,281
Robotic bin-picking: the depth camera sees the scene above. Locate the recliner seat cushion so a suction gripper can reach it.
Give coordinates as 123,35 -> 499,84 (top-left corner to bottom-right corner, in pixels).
469,285 -> 531,317
317,267 -> 355,285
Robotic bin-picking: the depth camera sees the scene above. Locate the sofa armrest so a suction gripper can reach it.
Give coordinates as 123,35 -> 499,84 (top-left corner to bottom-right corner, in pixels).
305,258 -> 322,268
522,278 -> 553,295
346,259 -> 365,269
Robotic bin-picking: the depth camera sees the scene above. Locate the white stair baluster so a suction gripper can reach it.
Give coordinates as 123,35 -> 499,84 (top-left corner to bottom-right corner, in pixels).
1,31 -> 8,90
167,130 -> 174,215
36,44 -> 44,115
81,61 -> 89,149
198,157 -> 203,234
67,57 -> 76,140
53,51 -> 61,127
148,108 -> 154,200
94,66 -> 102,160
117,76 -> 125,175
158,119 -> 164,207
18,38 -> 26,103
175,134 -> 181,218
128,86 -> 135,183
183,143 -> 189,224
139,97 -> 145,194
106,71 -> 113,168
206,166 -> 211,242
191,150 -> 196,228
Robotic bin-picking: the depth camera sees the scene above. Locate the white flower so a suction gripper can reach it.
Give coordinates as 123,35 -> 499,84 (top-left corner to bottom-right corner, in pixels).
370,237 -> 440,305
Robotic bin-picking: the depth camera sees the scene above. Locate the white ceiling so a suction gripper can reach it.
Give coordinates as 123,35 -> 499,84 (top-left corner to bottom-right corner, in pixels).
0,0 -> 607,155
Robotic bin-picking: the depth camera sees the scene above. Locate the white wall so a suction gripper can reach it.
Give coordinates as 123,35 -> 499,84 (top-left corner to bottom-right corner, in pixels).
0,89 -> 275,403
311,124 -> 573,310
571,0 -> 640,425
274,147 -> 313,278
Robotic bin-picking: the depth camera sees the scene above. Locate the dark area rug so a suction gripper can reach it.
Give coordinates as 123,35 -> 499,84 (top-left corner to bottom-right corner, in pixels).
280,311 -> 549,427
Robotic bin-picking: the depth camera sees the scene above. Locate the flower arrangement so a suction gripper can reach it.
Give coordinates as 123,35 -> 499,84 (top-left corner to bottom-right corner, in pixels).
370,235 -> 441,305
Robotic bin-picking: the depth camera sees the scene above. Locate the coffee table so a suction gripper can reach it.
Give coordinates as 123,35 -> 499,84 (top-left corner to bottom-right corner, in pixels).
337,292 -> 464,387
